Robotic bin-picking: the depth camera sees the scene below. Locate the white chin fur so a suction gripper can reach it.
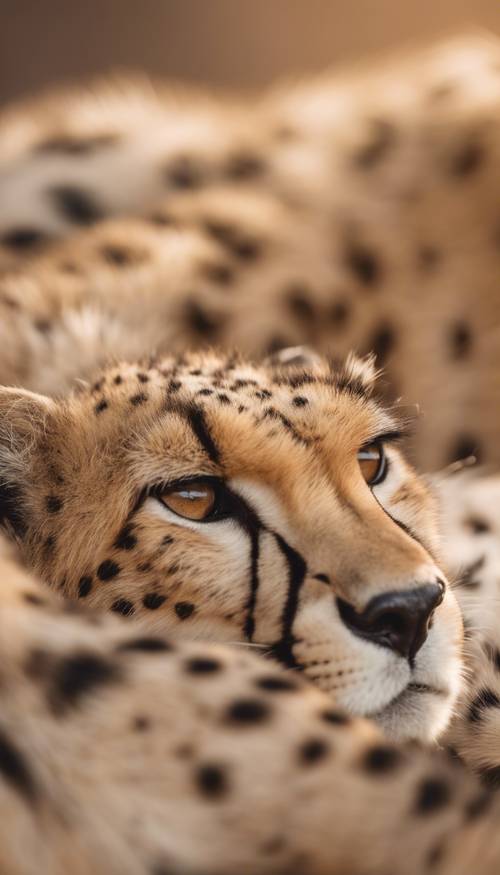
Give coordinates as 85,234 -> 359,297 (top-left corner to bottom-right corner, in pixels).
372,687 -> 458,743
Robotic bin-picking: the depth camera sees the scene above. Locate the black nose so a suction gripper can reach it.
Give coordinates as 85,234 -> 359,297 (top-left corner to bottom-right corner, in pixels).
337,583 -> 444,661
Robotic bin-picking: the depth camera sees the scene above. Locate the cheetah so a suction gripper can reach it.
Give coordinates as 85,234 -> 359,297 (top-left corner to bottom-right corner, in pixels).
0,30 -> 500,874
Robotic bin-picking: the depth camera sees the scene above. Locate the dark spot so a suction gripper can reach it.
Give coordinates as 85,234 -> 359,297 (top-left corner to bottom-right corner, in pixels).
265,335 -> 292,355
114,526 -> 137,551
225,698 -> 271,725
94,399 -> 108,414
201,261 -> 235,287
217,393 -> 231,405
448,140 -> 485,177
57,260 -> 81,275
34,318 -> 52,334
133,716 -> 151,732
255,675 -> 298,692
416,244 -> 441,272
260,835 -> 287,855
448,434 -> 482,465
111,599 -> 135,617
45,495 -> 62,514
130,392 -> 148,406
197,388 -> 214,397
224,151 -> 266,180
285,284 -> 317,322
174,602 -> 195,620
368,322 -> 395,365
185,299 -> 220,339
23,592 -> 46,607
100,244 -> 144,267
185,657 -> 222,674
165,155 -> 203,189
414,777 -> 451,814
161,535 -> 174,547
203,219 -> 262,262
328,299 -> 351,329
320,708 -> 350,726
96,560 -> 121,581
464,516 -> 490,535
298,738 -> 330,765
78,576 -> 93,598
468,688 -> 500,723
345,242 -> 381,287
362,744 -> 402,773
427,841 -> 446,868
50,185 -> 103,226
117,637 -> 172,653
50,653 -> 120,714
464,789 -> 493,821
195,763 -> 228,799
113,374 -> 123,385
0,728 -> 38,803
449,321 -> 472,360
352,118 -> 397,169
313,573 -> 330,584
143,593 -> 167,611
43,535 -> 55,555
175,744 -> 194,759
1,227 -> 48,250
149,211 -> 177,227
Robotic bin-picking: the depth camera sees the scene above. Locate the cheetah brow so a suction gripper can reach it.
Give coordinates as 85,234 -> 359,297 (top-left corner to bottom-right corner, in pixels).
372,429 -> 406,444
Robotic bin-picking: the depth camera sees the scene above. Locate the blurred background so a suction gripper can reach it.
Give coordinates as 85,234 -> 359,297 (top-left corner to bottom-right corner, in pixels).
1,0 -> 499,105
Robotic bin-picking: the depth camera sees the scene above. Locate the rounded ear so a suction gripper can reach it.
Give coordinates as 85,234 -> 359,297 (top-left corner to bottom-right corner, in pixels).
342,352 -> 378,393
263,345 -> 323,371
0,388 -> 55,537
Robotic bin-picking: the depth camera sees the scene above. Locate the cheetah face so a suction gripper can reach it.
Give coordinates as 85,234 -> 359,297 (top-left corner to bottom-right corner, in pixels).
0,350 -> 463,742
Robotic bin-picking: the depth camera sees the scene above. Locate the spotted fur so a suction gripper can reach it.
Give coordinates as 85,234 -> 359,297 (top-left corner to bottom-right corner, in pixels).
0,32 -> 500,874
0,34 -> 500,469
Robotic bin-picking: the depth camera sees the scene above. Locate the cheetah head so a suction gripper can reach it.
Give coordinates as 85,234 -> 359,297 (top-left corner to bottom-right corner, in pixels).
0,349 -> 462,741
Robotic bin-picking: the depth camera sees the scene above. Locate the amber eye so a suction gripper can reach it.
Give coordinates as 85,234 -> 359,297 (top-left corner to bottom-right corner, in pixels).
160,481 -> 216,521
357,441 -> 387,486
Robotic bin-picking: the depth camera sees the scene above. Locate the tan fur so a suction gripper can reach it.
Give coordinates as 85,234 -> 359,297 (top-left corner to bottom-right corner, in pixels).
1,35 -> 500,468
0,32 -> 499,874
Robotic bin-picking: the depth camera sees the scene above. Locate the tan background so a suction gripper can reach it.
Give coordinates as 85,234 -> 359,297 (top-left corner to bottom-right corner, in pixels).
1,0 -> 499,105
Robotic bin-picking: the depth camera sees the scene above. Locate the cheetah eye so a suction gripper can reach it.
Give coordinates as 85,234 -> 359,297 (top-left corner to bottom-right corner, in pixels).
357,441 -> 387,486
160,481 -> 216,521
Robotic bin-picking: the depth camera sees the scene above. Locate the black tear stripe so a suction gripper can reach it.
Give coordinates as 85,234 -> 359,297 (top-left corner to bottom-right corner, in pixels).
267,533 -> 308,669
243,529 -> 261,641
185,405 -> 220,465
373,493 -> 437,562
217,487 -> 263,642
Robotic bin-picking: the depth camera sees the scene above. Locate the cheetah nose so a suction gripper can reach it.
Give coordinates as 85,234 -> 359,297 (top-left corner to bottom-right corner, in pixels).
336,582 -> 445,661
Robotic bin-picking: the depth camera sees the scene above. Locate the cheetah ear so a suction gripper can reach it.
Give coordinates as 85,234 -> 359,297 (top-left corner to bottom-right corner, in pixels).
342,352 -> 378,392
0,388 -> 55,537
263,345 -> 323,371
